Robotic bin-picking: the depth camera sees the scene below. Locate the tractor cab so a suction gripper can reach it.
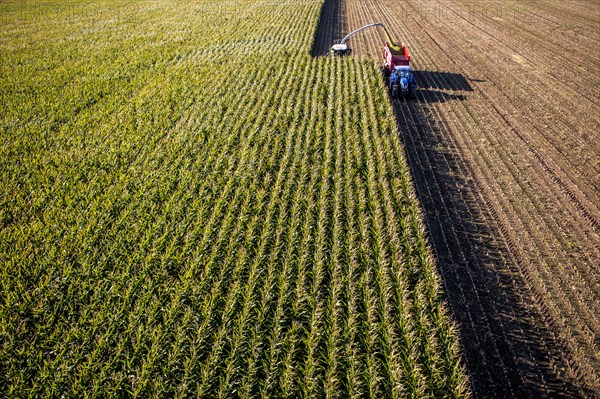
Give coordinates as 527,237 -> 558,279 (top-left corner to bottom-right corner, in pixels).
395,65 -> 412,77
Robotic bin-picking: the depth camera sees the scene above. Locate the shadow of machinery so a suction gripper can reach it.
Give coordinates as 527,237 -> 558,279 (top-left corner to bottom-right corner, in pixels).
386,70 -> 474,104
413,89 -> 466,104
311,0 -> 346,57
413,70 -> 475,92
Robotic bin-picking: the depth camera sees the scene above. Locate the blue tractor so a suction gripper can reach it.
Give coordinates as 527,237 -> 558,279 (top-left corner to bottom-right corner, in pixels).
389,65 -> 417,100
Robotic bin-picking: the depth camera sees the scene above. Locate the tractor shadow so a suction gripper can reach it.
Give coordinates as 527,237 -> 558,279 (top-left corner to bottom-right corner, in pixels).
413,70 -> 475,92
311,0 -> 347,56
391,73 -> 587,398
388,71 -> 472,104
410,89 -> 466,104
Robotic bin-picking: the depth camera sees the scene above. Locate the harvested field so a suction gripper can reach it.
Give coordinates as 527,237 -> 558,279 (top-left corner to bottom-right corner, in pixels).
319,0 -> 599,397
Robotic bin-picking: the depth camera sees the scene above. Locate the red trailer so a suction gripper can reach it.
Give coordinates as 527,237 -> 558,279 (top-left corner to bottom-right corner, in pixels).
383,42 -> 410,75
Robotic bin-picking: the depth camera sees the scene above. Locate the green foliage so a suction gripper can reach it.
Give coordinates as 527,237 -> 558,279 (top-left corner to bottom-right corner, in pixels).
0,1 -> 469,397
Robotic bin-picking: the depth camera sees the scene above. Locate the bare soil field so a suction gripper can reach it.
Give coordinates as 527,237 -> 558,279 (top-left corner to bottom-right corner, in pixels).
316,0 -> 599,397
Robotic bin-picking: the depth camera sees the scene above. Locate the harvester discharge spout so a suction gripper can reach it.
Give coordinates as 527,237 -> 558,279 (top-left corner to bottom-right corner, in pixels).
330,23 -> 405,56
330,23 -> 383,56
381,25 -> 403,53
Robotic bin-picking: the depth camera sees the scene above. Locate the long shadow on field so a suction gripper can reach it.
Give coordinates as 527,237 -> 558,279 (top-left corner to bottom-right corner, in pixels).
413,70 -> 474,92
409,89 -> 466,104
393,74 -> 587,398
311,0 -> 347,56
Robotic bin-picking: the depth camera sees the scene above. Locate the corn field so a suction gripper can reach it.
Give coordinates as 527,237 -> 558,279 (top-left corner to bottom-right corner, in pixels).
0,1 -> 469,397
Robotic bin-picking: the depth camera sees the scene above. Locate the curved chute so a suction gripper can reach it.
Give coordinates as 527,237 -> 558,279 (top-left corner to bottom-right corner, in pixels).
337,23 -> 402,53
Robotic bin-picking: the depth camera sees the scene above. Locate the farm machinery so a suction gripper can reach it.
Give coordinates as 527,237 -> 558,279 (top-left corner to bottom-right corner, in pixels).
331,23 -> 417,99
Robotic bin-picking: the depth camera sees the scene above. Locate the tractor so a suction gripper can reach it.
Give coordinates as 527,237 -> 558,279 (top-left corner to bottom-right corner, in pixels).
387,64 -> 417,99
331,23 -> 417,99
382,42 -> 417,99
